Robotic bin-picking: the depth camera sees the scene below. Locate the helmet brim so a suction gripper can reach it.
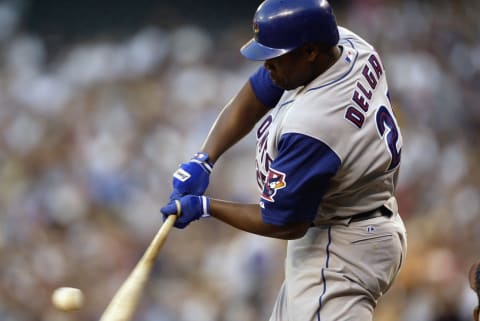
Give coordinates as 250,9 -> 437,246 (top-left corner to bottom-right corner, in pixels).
240,38 -> 294,61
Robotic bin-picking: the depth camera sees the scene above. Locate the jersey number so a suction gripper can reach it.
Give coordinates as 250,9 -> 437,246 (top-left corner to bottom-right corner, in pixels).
376,106 -> 401,170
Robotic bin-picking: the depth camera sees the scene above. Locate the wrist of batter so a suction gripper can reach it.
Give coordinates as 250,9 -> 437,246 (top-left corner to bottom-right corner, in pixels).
191,152 -> 214,173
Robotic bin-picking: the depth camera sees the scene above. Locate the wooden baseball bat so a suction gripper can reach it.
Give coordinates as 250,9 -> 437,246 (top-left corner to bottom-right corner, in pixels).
99,201 -> 180,321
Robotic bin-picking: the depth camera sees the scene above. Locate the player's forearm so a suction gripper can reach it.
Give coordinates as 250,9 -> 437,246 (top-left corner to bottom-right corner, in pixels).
208,198 -> 310,240
201,81 -> 269,163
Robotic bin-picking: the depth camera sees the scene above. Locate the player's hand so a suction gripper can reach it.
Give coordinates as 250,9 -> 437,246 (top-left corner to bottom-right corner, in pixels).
170,152 -> 213,200
161,195 -> 210,229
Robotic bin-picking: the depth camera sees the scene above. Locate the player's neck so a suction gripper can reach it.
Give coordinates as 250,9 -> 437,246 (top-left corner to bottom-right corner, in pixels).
305,45 -> 342,86
321,45 -> 342,73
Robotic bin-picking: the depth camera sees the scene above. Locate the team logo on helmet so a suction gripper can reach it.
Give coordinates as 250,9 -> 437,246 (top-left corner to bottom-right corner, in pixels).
253,21 -> 260,37
261,168 -> 286,202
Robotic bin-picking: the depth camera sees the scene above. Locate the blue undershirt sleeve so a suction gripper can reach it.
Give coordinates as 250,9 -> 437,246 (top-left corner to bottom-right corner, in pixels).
249,66 -> 284,108
259,133 -> 341,226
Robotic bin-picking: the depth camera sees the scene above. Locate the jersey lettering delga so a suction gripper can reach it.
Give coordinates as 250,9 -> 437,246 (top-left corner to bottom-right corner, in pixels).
255,27 -> 402,224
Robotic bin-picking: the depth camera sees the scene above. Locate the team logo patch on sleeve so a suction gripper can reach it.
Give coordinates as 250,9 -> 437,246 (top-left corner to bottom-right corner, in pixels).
261,168 -> 286,202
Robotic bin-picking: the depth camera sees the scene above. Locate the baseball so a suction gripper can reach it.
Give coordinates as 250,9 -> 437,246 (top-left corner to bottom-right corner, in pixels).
51,287 -> 84,311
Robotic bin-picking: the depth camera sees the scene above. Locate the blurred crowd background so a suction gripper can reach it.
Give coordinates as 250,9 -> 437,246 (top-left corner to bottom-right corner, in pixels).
0,0 -> 479,320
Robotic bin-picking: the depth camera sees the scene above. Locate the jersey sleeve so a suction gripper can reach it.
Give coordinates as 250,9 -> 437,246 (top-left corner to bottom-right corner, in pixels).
249,66 -> 284,108
260,133 -> 341,226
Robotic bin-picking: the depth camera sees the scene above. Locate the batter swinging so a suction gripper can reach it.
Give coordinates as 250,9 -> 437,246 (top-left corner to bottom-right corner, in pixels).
161,1 -> 407,320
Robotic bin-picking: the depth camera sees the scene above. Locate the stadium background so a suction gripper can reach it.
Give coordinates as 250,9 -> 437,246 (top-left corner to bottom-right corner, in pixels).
0,0 -> 479,320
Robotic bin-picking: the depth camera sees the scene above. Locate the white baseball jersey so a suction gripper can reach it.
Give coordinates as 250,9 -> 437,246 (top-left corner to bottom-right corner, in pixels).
255,26 -> 402,225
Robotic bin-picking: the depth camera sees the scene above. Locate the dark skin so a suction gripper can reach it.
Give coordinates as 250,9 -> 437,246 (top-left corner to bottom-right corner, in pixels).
199,43 -> 342,240
265,43 -> 342,90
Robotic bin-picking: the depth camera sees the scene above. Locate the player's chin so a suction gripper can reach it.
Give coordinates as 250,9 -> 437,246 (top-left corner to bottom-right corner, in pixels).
276,81 -> 299,91
270,76 -> 293,91
270,73 -> 302,90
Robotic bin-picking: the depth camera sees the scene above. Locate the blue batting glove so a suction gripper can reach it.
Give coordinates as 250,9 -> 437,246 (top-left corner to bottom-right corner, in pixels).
161,195 -> 210,229
170,152 -> 213,200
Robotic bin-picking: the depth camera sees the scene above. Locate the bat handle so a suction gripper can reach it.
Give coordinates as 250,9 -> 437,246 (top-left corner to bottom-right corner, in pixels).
144,200 -> 180,261
175,199 -> 181,217
161,199 -> 180,231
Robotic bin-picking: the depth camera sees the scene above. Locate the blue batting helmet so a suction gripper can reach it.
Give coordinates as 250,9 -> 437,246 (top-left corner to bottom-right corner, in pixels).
240,0 -> 339,61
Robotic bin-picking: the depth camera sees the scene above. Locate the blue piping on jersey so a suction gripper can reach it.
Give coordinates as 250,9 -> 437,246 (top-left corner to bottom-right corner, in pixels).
279,99 -> 295,108
317,226 -> 332,321
339,38 -> 356,49
307,38 -> 358,93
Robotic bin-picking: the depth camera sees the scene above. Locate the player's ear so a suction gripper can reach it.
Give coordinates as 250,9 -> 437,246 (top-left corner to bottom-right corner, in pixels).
303,43 -> 319,62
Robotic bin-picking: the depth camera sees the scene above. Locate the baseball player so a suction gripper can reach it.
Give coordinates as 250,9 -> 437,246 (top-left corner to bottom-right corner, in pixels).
161,0 -> 407,320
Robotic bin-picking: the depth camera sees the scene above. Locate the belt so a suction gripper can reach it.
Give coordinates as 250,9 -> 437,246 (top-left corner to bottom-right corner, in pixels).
311,206 -> 393,226
349,206 -> 392,223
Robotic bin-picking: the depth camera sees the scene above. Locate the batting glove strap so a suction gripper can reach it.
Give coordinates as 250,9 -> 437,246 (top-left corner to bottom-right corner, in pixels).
200,196 -> 211,218
160,195 -> 210,229
191,152 -> 213,173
